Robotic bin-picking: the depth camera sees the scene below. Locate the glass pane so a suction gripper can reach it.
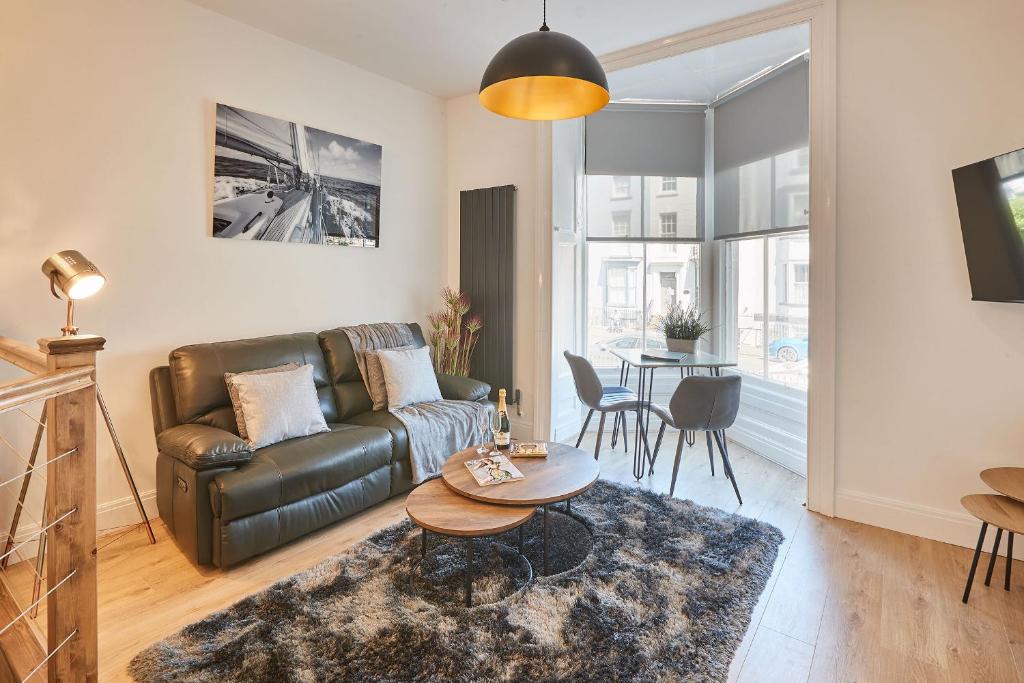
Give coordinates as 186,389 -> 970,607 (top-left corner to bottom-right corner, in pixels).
645,243 -> 701,407
586,242 -> 645,369
733,237 -> 766,379
585,175 -> 642,238
766,233 -> 809,389
646,176 -> 700,239
774,147 -> 810,229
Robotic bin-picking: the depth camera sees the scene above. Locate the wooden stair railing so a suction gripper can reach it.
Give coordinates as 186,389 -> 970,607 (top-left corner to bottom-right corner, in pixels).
0,335 -> 102,681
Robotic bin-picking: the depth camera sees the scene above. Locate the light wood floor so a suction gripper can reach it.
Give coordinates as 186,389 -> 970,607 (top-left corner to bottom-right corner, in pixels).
7,433 -> 1023,681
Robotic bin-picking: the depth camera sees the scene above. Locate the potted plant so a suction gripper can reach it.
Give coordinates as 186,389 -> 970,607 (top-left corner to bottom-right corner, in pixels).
426,287 -> 483,377
660,303 -> 711,354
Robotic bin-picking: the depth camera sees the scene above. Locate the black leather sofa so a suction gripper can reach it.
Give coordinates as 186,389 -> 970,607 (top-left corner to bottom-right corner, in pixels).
149,323 -> 489,568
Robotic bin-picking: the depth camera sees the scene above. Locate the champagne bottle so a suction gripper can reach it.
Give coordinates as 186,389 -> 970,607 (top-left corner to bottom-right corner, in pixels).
495,389 -> 512,450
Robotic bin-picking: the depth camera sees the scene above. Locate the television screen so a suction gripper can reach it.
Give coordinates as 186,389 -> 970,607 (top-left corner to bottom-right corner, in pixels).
952,147 -> 1024,302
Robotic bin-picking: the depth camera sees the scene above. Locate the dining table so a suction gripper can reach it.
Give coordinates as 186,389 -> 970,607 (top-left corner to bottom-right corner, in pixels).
608,348 -> 738,480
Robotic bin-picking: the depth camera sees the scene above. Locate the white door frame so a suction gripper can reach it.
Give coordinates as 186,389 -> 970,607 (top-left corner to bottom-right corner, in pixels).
534,0 -> 837,515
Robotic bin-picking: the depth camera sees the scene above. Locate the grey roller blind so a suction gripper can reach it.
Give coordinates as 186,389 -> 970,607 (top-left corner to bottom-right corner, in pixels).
585,108 -> 706,178
714,59 -> 809,239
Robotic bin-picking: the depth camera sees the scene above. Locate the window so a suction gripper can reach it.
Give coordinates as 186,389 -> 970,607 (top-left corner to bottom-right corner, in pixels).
786,262 -> 809,305
585,176 -> 700,240
612,211 -> 631,237
606,264 -> 637,306
715,145 -> 810,237
724,232 -> 808,389
611,176 -> 631,198
659,212 -> 677,237
660,176 -> 677,193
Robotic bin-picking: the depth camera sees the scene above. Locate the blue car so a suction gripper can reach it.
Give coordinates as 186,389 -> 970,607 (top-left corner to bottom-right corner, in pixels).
769,336 -> 808,362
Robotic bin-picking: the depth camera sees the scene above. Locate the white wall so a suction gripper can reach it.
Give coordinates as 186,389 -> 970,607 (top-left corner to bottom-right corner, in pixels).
444,94 -> 541,438
0,0 -> 446,532
833,0 -> 1024,548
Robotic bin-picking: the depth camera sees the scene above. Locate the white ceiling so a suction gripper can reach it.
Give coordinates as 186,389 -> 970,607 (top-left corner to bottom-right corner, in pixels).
608,23 -> 808,103
187,0 -> 793,99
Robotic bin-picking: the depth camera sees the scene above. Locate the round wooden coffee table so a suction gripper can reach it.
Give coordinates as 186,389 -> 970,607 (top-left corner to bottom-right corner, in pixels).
981,467 -> 1024,503
441,442 -> 599,575
406,479 -> 534,607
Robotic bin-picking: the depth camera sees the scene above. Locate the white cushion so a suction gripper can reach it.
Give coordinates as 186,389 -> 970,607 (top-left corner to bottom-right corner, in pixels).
223,364 -> 329,449
376,346 -> 442,409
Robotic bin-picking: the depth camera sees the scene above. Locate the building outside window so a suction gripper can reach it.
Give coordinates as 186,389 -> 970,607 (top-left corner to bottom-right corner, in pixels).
612,211 -> 631,237
787,261 -> 809,305
611,175 -> 631,199
660,176 -> 677,193
659,212 -> 677,237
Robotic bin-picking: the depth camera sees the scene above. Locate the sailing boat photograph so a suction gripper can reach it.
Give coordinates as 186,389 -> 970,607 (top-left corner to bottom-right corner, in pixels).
211,103 -> 382,248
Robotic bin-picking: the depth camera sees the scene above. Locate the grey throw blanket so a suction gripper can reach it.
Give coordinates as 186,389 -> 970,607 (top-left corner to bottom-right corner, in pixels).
390,400 -> 494,484
341,322 -> 416,389
341,322 -> 493,484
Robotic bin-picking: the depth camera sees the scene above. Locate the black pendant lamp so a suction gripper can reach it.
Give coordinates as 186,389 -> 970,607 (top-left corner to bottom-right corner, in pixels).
479,0 -> 609,121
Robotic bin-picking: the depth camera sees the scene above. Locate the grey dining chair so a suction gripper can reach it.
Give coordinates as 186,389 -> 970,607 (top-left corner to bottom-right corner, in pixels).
650,375 -> 743,504
564,351 -> 651,461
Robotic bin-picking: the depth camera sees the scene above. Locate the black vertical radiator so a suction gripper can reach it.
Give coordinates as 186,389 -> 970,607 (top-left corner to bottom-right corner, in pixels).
459,185 -> 518,408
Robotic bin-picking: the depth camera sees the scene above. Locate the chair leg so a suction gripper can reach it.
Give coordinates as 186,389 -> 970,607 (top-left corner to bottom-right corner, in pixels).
713,431 -> 743,505
963,522 -> 989,603
620,412 -> 629,452
1006,532 -> 1014,591
575,409 -> 594,449
705,431 -> 715,477
652,422 -> 666,464
611,411 -> 620,448
593,412 -> 608,461
985,527 -> 1003,587
669,430 -> 686,497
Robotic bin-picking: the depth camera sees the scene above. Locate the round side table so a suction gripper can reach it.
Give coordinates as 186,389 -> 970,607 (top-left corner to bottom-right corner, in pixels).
960,493 -> 1024,603
405,478 -> 534,607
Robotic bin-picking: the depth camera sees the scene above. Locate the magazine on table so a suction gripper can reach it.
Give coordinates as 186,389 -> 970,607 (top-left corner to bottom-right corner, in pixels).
510,441 -> 548,457
465,455 -> 525,486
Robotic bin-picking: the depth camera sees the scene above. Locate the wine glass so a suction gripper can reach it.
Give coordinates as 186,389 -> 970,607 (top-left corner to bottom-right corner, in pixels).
490,408 -> 503,455
476,407 -> 490,453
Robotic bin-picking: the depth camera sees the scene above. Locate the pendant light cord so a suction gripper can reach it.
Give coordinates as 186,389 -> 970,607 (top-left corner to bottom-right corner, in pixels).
540,0 -> 549,31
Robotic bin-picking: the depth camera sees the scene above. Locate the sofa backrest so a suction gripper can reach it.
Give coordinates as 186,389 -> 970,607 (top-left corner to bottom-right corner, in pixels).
156,323 -> 427,436
317,323 -> 426,421
168,332 -> 336,432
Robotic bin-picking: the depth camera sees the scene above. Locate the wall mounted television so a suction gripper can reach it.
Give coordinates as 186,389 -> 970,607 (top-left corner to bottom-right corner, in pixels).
952,147 -> 1024,303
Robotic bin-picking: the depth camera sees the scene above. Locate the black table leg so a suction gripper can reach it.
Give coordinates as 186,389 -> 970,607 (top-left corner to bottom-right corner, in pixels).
985,527 -> 1004,586
565,497 -> 571,514
543,504 -> 550,576
1006,532 -> 1014,591
633,366 -> 646,480
963,522 -> 989,603
465,538 -> 474,607
421,528 -> 427,558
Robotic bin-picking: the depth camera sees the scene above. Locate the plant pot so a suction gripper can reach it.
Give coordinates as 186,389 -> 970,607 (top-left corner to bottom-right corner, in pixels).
665,338 -> 697,354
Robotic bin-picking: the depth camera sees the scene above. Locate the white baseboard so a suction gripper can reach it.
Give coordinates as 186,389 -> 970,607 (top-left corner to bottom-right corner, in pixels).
834,488 -> 1004,555
729,422 -> 807,477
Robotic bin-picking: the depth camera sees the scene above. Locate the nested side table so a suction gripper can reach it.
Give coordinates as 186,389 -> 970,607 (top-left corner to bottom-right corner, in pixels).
405,478 -> 534,607
960,493 -> 1024,603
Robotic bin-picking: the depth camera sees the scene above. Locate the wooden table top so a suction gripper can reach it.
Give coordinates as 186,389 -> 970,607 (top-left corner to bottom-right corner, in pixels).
405,478 -> 535,537
961,494 -> 1024,535
981,467 -> 1024,504
441,442 -> 600,506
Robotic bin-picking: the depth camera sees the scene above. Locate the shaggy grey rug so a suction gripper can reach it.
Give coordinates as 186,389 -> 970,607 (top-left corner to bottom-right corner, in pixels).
129,480 -> 783,682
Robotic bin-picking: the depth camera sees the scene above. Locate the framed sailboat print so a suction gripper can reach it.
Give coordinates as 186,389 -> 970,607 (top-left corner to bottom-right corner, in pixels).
211,104 -> 382,248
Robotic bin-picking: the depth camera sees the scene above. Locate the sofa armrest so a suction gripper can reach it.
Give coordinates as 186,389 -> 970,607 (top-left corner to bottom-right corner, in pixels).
436,373 -> 491,402
156,424 -> 253,470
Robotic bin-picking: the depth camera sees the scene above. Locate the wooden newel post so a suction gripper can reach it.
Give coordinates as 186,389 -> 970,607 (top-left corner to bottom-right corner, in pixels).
38,335 -> 104,683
